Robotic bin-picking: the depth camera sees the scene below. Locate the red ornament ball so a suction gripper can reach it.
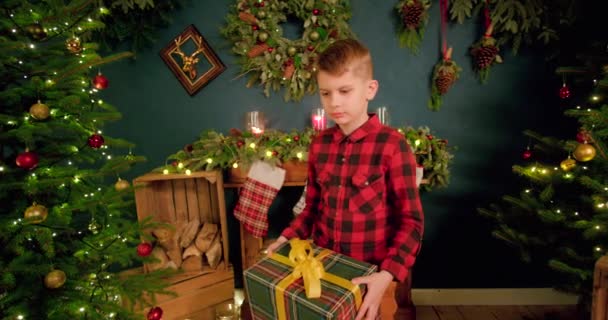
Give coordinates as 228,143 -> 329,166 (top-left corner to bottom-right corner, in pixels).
426,134 -> 434,140
16,151 -> 39,170
267,47 -> 274,53
307,45 -> 314,51
576,130 -> 591,143
137,242 -> 154,257
92,73 -> 109,90
558,85 -> 571,99
522,149 -> 532,160
293,135 -> 300,141
312,8 -> 321,15
88,133 -> 105,149
237,140 -> 245,148
252,25 -> 259,31
147,306 -> 163,320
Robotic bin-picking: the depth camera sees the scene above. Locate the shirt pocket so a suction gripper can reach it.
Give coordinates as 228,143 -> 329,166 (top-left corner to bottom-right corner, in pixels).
349,170 -> 385,214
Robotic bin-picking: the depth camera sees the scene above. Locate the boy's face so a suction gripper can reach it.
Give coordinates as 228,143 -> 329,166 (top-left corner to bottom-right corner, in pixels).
317,67 -> 378,134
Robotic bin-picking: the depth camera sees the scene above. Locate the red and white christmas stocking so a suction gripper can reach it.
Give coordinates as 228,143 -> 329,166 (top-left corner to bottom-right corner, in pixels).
234,161 -> 285,237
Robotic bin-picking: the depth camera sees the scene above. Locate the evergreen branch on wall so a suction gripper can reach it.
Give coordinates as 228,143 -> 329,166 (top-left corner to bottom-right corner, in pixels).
89,0 -> 190,53
450,0 -> 578,54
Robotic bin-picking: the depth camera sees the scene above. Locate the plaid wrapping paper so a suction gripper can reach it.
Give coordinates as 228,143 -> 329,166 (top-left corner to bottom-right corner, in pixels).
244,241 -> 377,320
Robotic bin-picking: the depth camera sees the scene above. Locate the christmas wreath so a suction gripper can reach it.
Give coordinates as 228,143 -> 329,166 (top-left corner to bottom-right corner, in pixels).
221,0 -> 354,101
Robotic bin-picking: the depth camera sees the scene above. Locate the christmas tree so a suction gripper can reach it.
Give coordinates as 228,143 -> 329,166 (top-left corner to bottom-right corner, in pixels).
0,1 -> 171,319
478,43 -> 608,308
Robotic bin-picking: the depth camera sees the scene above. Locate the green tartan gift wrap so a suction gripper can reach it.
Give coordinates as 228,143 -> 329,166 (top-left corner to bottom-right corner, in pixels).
243,239 -> 377,320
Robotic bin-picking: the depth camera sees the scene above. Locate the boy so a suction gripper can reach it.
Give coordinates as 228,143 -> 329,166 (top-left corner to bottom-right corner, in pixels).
267,39 -> 424,320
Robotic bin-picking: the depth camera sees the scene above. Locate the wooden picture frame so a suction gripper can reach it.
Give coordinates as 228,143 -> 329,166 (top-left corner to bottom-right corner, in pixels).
160,25 -> 225,96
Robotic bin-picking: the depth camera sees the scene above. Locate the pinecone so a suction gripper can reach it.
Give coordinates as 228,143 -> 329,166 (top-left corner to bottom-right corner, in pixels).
472,45 -> 499,70
238,12 -> 258,24
435,70 -> 455,95
401,1 -> 424,29
247,43 -> 269,58
283,64 -> 295,79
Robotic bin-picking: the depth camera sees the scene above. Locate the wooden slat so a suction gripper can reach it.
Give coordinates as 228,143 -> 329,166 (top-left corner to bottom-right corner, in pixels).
172,179 -> 189,223
155,180 -> 176,223
417,306 -> 441,320
196,177 -> 212,222
433,306 -> 465,320
456,306 -> 499,320
184,178 -> 199,222
135,171 -> 218,182
215,173 -> 230,271
208,182 -> 220,225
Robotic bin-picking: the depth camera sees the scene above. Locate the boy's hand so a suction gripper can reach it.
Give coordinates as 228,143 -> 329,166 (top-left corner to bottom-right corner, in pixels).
266,236 -> 288,257
352,270 -> 393,320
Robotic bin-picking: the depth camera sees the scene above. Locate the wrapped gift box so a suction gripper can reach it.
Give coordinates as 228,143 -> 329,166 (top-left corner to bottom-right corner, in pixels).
244,239 -> 377,320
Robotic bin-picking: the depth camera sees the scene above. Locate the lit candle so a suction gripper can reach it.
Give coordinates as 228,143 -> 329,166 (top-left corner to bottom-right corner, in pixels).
311,108 -> 326,131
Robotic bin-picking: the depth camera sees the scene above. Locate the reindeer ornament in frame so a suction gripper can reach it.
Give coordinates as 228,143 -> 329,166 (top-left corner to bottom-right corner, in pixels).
160,25 -> 226,96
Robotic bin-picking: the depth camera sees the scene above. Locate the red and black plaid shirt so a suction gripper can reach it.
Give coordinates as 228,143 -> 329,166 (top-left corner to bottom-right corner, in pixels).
282,114 -> 424,282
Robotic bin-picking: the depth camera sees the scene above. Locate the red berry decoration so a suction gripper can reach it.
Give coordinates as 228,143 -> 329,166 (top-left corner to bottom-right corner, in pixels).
16,151 -> 39,170
137,242 -> 154,257
426,134 -> 434,140
88,133 -> 105,149
267,47 -> 274,53
252,25 -> 259,31
293,135 -> 300,141
147,306 -> 163,320
558,84 -> 571,99
312,8 -> 321,15
237,140 -> 245,148
259,1 -> 265,7
522,149 -> 532,160
92,72 -> 109,90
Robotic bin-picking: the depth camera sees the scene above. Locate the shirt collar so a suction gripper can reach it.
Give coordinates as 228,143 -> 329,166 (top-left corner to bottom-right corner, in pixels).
331,113 -> 381,143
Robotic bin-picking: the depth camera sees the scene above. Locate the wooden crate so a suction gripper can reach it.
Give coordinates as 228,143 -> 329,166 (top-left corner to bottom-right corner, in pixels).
124,266 -> 235,320
133,171 -> 234,318
133,171 -> 230,273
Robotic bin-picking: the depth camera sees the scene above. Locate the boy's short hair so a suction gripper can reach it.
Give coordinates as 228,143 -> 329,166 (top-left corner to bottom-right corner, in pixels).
317,38 -> 373,79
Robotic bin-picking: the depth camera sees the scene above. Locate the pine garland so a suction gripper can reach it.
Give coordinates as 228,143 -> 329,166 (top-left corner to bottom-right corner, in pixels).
221,0 -> 355,102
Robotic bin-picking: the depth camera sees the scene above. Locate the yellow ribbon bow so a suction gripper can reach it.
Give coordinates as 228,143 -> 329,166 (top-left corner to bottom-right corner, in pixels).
288,238 -> 325,298
269,238 -> 363,320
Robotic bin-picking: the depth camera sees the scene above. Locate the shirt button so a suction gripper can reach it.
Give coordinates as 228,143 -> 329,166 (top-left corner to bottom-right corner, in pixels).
364,181 -> 369,186
341,157 -> 346,162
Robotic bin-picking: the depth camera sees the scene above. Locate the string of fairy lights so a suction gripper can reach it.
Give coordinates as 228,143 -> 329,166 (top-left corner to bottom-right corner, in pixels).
2,5 -> 148,320
520,75 -> 606,255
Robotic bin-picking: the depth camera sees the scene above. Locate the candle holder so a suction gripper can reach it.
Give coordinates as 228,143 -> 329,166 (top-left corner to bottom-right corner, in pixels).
376,106 -> 390,126
245,111 -> 265,135
311,108 -> 327,131
215,301 -> 239,320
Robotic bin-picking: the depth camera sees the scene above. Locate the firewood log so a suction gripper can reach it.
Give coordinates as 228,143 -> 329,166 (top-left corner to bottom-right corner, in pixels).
149,247 -> 169,271
183,243 -> 202,260
205,233 -> 222,269
181,255 -> 203,272
180,219 -> 200,248
195,223 -> 219,253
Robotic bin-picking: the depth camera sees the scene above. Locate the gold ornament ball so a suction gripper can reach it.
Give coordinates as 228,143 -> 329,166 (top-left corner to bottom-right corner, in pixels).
256,10 -> 267,19
29,100 -> 50,120
258,32 -> 269,42
573,143 -> 597,162
560,158 -> 576,171
309,31 -> 320,41
65,37 -> 82,53
287,46 -> 297,56
24,203 -> 48,224
115,178 -> 130,191
44,269 -> 66,289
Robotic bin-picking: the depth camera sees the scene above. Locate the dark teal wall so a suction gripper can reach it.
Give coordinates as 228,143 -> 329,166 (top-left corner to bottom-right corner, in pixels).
103,1 -> 561,288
